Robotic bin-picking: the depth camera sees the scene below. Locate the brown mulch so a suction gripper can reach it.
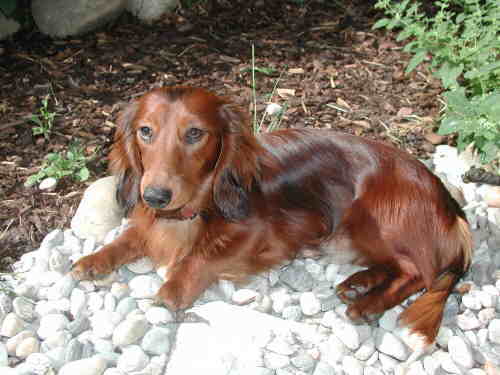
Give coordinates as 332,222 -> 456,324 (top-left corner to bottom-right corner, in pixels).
0,0 -> 447,272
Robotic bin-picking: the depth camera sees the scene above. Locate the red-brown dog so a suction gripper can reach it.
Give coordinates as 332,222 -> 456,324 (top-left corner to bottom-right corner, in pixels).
72,86 -> 472,346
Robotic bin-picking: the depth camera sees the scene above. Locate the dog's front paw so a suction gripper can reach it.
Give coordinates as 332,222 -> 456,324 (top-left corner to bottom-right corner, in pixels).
71,254 -> 114,280
155,282 -> 187,311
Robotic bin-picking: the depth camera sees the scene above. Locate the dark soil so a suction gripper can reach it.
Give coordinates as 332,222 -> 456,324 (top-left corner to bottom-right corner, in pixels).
0,0 -> 447,272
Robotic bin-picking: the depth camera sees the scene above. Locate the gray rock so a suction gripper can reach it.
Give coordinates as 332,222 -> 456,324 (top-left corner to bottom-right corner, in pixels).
145,306 -> 174,325
279,263 -> 314,292
91,310 -> 123,339
448,335 -> 474,369
129,274 -> 163,298
342,355 -> 363,375
38,313 -> 70,339
12,297 -> 35,322
40,229 -> 64,251
0,12 -> 20,40
33,0 -> 125,37
48,274 -> 76,300
282,305 -> 302,321
290,352 -> 315,372
125,257 -> 155,274
25,352 -> 52,374
126,0 -> 178,24
116,297 -> 138,317
65,338 -> 83,363
70,176 -> 125,241
0,313 -> 26,337
0,343 -> 7,366
16,337 -> 40,359
299,292 -> 321,316
264,351 -> 290,369
59,356 -> 108,375
141,327 -> 171,355
488,319 -> 500,344
112,315 -> 149,347
68,316 -> 90,336
375,329 -> 410,361
117,345 -> 148,372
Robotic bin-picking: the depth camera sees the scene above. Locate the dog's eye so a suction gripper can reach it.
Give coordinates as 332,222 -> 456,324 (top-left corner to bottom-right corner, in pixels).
185,127 -> 204,144
138,126 -> 153,140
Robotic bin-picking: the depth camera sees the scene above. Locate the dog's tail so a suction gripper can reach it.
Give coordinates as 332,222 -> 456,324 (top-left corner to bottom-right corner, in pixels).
399,216 -> 472,347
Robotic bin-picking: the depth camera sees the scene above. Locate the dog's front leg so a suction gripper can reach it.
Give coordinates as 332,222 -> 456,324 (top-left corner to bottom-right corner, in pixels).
72,226 -> 145,280
156,254 -> 217,311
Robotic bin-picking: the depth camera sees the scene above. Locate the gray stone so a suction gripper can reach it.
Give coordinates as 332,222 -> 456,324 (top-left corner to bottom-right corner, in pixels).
0,13 -> 20,40
299,292 -> 321,316
116,296 -> 138,317
129,274 -> 163,298
375,329 -> 410,361
59,356 -> 108,375
279,263 -> 314,292
116,345 -> 148,372
65,338 -> 84,362
125,257 -> 155,274
488,319 -> 500,344
0,313 -> 26,337
145,306 -> 174,325
38,313 -> 70,339
70,176 -> 125,241
126,0 -> 178,24
12,297 -> 35,322
112,315 -> 149,347
0,343 -> 7,366
447,335 -> 474,369
33,0 -> 125,38
16,337 -> 40,359
290,352 -> 315,372
141,327 -> 171,355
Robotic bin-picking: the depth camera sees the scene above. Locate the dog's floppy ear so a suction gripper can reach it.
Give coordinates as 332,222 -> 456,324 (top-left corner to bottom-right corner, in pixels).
108,101 -> 142,215
213,103 -> 260,221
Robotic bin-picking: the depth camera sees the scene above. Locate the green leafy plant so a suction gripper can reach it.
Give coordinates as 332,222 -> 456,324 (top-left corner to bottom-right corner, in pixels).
438,88 -> 500,163
25,142 -> 91,187
374,0 -> 500,166
30,96 -> 56,139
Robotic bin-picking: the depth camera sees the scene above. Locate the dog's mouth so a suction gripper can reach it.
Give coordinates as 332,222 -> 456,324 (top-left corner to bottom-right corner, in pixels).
155,205 -> 198,221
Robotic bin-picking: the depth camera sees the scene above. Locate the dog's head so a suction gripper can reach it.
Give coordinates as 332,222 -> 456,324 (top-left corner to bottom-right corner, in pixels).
109,86 -> 261,221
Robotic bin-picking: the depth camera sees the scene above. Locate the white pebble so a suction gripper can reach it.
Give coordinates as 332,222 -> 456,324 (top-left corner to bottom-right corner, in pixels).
232,289 -> 260,305
38,314 -> 69,339
447,335 -> 474,368
113,315 -> 149,347
59,356 -> 108,375
129,275 -> 163,298
0,313 -> 26,337
299,292 -> 321,316
126,257 -> 155,274
145,306 -> 174,325
117,345 -> 149,372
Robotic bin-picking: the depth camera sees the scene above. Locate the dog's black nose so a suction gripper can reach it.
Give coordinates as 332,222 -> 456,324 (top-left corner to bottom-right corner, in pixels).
143,187 -> 172,209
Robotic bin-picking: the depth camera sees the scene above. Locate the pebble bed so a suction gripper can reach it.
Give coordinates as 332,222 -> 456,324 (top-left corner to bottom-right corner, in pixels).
1,145 -> 500,375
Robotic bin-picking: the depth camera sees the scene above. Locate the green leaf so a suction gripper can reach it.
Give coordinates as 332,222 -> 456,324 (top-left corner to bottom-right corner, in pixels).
438,115 -> 462,135
405,50 -> 427,73
78,167 -> 90,181
464,61 -> 500,80
478,92 -> 500,118
443,89 -> 473,115
373,18 -> 390,29
436,63 -> 463,89
481,142 -> 499,163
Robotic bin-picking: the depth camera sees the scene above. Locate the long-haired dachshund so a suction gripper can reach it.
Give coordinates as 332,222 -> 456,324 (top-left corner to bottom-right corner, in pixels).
72,86 -> 472,347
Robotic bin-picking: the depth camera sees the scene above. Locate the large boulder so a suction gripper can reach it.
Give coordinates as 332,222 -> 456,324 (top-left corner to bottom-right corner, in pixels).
0,13 -> 20,40
126,0 -> 179,24
71,176 -> 125,243
32,0 -> 126,38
